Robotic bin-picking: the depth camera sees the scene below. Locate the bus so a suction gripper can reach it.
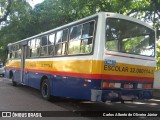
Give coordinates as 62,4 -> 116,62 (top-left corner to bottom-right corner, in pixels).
5,12 -> 156,103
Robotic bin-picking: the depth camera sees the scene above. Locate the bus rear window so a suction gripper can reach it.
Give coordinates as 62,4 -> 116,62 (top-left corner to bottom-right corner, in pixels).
105,18 -> 155,57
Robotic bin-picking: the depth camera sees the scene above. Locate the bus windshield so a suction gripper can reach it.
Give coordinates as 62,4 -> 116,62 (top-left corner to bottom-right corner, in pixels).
105,18 -> 155,57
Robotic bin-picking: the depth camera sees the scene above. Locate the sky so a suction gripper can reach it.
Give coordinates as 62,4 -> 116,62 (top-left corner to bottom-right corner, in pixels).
28,0 -> 44,7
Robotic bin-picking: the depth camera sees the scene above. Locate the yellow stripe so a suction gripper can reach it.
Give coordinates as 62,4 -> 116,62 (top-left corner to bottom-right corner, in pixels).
24,60 -> 93,74
6,60 -> 20,68
6,60 -> 154,78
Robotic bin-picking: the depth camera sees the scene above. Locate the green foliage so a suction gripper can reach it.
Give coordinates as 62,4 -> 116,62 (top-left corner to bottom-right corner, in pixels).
0,0 -> 31,63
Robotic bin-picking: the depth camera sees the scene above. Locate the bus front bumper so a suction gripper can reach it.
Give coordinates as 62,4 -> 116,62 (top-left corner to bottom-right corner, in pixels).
91,89 -> 153,102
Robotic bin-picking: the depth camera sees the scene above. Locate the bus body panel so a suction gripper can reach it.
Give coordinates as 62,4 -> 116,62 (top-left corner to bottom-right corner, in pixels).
94,13 -> 156,102
5,12 -> 156,102
5,59 -> 154,101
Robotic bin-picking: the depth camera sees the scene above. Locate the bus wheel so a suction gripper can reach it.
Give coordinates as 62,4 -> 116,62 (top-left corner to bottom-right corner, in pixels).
41,79 -> 51,101
12,76 -> 17,87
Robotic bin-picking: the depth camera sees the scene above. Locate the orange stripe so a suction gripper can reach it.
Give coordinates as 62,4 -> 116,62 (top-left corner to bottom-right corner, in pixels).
29,69 -> 153,82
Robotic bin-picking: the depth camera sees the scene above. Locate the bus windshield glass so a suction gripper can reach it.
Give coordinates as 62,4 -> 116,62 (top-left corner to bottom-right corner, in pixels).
106,18 -> 155,57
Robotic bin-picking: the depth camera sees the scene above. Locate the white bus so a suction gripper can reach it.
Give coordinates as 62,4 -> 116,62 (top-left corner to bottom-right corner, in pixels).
5,12 -> 156,102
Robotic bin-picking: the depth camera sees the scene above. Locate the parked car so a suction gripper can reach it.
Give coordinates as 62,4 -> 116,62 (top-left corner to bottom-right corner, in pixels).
0,64 -> 5,77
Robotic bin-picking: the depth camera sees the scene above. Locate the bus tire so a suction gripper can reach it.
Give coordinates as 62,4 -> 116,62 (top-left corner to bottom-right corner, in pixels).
41,79 -> 51,101
12,76 -> 17,87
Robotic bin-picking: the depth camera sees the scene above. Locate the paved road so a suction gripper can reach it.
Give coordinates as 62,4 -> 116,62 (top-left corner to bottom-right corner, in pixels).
0,77 -> 160,120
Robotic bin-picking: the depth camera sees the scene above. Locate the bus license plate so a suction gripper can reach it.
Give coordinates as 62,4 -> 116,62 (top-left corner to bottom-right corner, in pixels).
124,84 -> 133,89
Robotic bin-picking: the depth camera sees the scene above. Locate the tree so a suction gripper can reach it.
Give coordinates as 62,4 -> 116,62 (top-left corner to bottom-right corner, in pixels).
0,0 -> 11,23
0,0 -> 31,63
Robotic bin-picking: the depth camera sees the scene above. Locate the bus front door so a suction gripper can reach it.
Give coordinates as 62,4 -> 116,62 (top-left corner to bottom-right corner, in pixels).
20,44 -> 27,85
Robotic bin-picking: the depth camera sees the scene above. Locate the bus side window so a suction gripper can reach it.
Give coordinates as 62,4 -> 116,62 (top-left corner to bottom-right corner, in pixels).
12,52 -> 15,59
48,33 -> 55,56
62,29 -> 68,55
28,38 -> 41,58
10,44 -> 20,59
68,21 -> 95,55
29,49 -> 32,57
30,39 -> 37,57
27,40 -> 31,58
55,30 -> 63,55
88,21 -> 95,44
11,45 -> 15,59
81,21 -> 95,53
106,22 -> 119,51
40,36 -> 48,56
17,45 -> 21,59
9,52 -> 12,59
7,51 -> 12,59
36,38 -> 41,56
26,47 -> 30,58
68,25 -> 82,54
15,51 -> 18,58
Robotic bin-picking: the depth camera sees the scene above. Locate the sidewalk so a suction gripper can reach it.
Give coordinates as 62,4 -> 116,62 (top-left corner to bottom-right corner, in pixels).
153,89 -> 160,98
